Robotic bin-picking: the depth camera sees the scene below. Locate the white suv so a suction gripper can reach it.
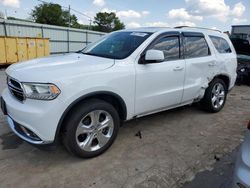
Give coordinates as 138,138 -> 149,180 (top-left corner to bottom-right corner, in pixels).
1,27 -> 237,158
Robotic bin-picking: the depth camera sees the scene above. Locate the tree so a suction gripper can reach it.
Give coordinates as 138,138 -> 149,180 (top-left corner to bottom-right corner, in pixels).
31,3 -> 80,28
93,12 -> 125,32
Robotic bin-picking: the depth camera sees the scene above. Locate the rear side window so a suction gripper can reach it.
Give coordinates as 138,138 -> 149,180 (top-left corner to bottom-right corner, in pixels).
184,36 -> 210,58
149,36 -> 180,61
209,36 -> 232,53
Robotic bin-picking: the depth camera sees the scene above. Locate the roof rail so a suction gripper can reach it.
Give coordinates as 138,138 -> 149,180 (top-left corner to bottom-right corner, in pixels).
174,26 -> 221,33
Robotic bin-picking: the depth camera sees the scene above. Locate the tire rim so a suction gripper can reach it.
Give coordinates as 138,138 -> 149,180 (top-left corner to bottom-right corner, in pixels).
75,110 -> 114,152
211,83 -> 225,109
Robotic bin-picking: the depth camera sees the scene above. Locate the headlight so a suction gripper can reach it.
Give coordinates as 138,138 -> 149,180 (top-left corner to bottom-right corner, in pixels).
22,83 -> 61,100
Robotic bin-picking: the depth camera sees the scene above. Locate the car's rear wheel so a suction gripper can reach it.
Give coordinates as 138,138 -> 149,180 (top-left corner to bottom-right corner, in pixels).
201,78 -> 227,113
62,99 -> 120,158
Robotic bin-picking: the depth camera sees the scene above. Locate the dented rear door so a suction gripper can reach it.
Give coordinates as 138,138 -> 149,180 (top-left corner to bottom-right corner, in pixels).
181,32 -> 216,103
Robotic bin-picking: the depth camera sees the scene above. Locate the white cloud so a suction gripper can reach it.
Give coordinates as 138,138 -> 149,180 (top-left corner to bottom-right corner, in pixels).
101,8 -> 116,13
93,0 -> 105,7
116,10 -> 141,19
232,2 -> 245,17
126,21 -> 169,29
1,0 -> 20,8
232,18 -> 248,24
127,22 -> 141,28
175,21 -> 196,27
185,0 -> 246,23
168,8 -> 203,21
185,0 -> 230,15
142,11 -> 150,16
145,22 -> 169,27
101,8 -> 142,19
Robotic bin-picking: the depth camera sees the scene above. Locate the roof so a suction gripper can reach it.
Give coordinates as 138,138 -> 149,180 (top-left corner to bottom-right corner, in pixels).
123,26 -> 222,35
123,27 -> 169,33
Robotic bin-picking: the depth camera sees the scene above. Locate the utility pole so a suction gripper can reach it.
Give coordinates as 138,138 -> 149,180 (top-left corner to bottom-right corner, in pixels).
88,19 -> 92,30
5,9 -> 8,19
68,5 -> 71,28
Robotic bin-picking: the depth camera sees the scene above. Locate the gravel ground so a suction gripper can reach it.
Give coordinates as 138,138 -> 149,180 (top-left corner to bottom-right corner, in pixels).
0,68 -> 249,188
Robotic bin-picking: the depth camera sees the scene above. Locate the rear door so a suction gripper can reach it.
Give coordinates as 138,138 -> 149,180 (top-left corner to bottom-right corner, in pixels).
181,32 -> 216,103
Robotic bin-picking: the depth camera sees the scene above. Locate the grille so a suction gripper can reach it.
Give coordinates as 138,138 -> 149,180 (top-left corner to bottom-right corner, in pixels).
7,77 -> 25,102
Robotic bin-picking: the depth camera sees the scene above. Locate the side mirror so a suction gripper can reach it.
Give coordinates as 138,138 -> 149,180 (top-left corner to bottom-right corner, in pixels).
145,49 -> 164,62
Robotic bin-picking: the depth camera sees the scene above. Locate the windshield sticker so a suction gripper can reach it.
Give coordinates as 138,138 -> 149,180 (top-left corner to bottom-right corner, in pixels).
130,32 -> 148,37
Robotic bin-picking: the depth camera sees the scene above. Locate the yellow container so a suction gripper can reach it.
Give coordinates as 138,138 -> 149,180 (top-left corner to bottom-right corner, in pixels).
44,39 -> 50,56
0,37 -> 6,64
17,38 -> 28,62
0,37 -> 50,65
5,38 -> 18,64
36,38 -> 44,57
27,38 -> 37,59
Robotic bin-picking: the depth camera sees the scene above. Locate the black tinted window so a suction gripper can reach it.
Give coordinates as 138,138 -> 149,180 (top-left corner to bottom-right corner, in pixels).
210,36 -> 232,53
82,32 -> 152,59
184,36 -> 210,58
150,36 -> 180,61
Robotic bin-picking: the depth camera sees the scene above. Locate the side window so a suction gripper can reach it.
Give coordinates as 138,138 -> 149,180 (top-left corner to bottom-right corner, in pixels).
184,36 -> 210,58
149,36 -> 180,61
209,36 -> 232,53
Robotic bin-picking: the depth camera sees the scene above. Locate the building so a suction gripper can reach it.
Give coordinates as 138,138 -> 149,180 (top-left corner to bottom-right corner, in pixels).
231,25 -> 250,43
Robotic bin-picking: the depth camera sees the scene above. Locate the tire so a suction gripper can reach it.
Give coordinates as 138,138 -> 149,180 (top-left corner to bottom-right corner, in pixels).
200,78 -> 227,113
62,99 -> 120,158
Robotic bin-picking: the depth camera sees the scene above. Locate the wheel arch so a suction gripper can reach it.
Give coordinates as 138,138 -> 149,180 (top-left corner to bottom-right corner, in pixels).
54,91 -> 127,143
213,74 -> 230,90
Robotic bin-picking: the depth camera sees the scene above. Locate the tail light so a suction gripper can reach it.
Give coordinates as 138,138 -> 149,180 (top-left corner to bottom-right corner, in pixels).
248,120 -> 250,130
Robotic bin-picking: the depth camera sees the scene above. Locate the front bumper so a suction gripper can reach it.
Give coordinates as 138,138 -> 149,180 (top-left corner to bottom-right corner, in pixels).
1,88 -> 65,144
7,116 -> 50,144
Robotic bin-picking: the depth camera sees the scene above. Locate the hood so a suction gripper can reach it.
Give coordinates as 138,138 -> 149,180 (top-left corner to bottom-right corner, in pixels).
6,53 -> 115,82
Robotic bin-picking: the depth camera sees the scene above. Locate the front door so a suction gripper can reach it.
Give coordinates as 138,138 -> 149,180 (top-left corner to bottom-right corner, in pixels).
135,34 -> 185,115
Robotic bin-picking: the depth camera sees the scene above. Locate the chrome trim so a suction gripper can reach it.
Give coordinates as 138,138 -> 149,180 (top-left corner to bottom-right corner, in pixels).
7,116 -> 53,145
7,76 -> 26,102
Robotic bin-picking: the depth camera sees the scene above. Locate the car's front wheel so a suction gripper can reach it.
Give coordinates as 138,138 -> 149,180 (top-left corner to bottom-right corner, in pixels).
201,78 -> 227,113
62,99 -> 120,158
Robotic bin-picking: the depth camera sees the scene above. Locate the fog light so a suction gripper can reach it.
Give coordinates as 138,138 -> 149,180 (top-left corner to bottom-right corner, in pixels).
20,126 -> 41,141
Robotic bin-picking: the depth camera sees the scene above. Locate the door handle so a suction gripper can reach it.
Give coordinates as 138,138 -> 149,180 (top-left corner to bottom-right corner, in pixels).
173,66 -> 184,71
208,62 -> 216,66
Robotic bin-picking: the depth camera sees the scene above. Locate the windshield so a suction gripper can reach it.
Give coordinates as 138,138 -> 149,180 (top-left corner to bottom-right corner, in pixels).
81,31 -> 152,59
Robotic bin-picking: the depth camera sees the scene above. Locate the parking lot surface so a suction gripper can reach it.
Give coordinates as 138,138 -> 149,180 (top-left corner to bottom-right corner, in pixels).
0,69 -> 250,188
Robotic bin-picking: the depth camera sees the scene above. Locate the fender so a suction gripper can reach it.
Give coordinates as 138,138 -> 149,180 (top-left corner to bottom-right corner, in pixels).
53,91 -> 127,143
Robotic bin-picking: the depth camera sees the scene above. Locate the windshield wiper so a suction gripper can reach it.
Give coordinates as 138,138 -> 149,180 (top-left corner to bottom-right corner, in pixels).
75,50 -> 83,54
78,52 -> 117,59
75,47 -> 87,54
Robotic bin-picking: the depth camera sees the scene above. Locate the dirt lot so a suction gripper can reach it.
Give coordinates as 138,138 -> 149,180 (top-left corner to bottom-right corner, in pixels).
0,69 -> 249,188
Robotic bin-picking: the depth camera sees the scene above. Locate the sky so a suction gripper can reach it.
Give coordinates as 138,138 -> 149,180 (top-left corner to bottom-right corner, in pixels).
0,0 -> 249,32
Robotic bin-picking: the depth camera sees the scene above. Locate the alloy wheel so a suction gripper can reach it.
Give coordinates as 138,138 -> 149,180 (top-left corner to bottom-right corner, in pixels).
211,83 -> 225,109
75,110 -> 114,152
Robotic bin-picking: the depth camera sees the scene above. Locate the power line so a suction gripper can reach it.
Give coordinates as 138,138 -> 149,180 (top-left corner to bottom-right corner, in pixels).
37,0 -> 94,22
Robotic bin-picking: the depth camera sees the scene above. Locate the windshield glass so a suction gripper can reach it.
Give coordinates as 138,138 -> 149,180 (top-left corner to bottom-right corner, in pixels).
81,31 -> 152,59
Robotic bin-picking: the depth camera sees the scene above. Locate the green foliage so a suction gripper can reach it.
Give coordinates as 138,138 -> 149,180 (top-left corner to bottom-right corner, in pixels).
93,12 -> 125,32
7,17 -> 33,23
31,3 -> 80,28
